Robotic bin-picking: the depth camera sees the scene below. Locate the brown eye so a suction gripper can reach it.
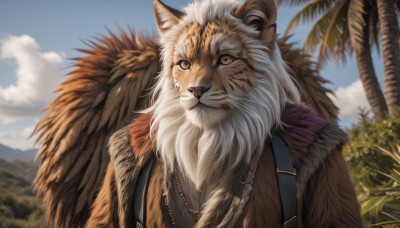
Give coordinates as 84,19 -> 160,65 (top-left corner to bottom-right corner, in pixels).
177,60 -> 191,70
218,54 -> 234,65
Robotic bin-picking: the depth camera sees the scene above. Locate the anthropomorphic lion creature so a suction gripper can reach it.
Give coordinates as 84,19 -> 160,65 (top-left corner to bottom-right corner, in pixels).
34,0 -> 363,227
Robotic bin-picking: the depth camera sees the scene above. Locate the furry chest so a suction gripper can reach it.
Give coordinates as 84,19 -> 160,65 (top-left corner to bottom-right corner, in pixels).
144,141 -> 283,228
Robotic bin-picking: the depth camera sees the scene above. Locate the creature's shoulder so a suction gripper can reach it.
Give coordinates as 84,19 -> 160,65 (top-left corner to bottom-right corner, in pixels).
108,113 -> 154,162
104,114 -> 154,227
277,103 -> 347,190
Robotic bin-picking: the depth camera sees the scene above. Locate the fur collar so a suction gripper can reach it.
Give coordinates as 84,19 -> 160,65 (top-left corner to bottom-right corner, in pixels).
108,124 -> 153,228
277,103 -> 347,197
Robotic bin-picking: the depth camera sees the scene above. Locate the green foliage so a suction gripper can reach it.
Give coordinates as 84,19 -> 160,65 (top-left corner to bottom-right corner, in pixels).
0,158 -> 39,183
0,188 -> 48,228
0,160 -> 48,228
345,111 -> 400,187
344,111 -> 400,226
360,146 -> 400,227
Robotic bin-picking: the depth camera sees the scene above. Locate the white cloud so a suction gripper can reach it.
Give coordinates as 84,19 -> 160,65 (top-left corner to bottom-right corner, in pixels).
329,80 -> 371,122
0,35 -> 64,123
0,126 -> 37,150
22,125 -> 35,139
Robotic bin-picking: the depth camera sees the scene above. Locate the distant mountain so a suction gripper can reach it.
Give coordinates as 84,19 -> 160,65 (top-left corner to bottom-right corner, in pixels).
0,158 -> 38,182
0,143 -> 37,161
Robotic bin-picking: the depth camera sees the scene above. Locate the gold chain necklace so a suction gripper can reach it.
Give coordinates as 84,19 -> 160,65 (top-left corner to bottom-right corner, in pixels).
162,173 -> 201,227
172,172 -> 202,221
162,148 -> 263,227
163,190 -> 176,228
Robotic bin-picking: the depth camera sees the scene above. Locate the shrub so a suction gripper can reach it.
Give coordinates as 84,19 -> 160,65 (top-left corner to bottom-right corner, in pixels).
344,111 -> 400,226
360,146 -> 400,227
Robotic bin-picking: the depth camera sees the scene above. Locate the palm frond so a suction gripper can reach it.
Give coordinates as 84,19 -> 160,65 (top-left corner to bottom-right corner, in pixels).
360,145 -> 400,225
376,145 -> 400,163
298,0 -> 349,68
277,0 -> 316,7
337,18 -> 351,56
361,195 -> 390,217
348,0 -> 366,52
316,0 -> 348,69
285,0 -> 335,36
368,2 -> 381,53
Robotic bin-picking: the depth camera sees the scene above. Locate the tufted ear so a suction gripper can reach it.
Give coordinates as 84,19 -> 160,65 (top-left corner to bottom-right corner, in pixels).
235,0 -> 277,41
153,0 -> 184,35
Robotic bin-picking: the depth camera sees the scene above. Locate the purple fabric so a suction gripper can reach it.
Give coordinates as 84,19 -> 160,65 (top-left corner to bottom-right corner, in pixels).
278,103 -> 329,166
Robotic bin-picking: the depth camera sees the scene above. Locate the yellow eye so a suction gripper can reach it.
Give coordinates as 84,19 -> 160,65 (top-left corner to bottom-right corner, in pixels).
219,54 -> 234,65
177,60 -> 191,70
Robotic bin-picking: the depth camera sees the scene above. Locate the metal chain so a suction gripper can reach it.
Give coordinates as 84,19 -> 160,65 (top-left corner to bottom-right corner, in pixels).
162,186 -> 177,228
172,172 -> 202,221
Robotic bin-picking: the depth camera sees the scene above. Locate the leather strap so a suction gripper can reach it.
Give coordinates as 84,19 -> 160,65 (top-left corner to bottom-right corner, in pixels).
133,137 -> 297,227
133,156 -> 156,228
271,135 -> 297,228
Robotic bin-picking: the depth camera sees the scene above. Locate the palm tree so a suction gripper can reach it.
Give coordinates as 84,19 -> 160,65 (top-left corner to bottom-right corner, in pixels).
376,0 -> 400,115
348,1 -> 388,121
277,0 -> 400,121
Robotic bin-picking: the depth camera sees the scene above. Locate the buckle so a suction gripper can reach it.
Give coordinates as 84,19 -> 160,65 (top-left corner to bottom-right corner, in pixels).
276,168 -> 296,176
136,221 -> 144,228
283,215 -> 297,228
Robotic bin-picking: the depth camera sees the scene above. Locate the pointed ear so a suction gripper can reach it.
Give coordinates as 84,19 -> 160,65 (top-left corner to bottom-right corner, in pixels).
153,0 -> 184,34
235,0 -> 277,40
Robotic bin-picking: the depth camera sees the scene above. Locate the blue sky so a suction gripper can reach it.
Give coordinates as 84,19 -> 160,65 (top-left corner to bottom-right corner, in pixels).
0,0 -> 384,149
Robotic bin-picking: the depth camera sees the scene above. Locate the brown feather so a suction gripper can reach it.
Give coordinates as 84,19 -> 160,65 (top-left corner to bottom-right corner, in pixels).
87,112 -> 102,135
33,28 -> 160,227
278,36 -> 339,123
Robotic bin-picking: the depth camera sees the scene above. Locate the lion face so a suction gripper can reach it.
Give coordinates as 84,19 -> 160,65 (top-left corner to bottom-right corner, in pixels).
154,0 -> 280,127
172,21 -> 255,126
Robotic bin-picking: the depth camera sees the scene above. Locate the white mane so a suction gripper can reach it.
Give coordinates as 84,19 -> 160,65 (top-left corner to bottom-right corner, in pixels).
147,0 -> 300,189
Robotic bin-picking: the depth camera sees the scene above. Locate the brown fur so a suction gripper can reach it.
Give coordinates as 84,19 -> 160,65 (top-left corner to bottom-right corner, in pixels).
134,114 -> 361,227
302,148 -> 362,227
240,139 -> 362,227
234,0 -> 277,51
146,161 -> 169,227
129,113 -> 153,157
240,140 -> 281,227
87,123 -> 155,228
87,163 -> 118,228
278,37 -> 339,123
171,20 -> 256,96
87,103 -> 362,227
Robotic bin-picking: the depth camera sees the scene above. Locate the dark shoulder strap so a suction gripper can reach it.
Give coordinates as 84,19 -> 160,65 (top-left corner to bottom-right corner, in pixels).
133,137 -> 297,228
133,156 -> 156,228
271,135 -> 297,228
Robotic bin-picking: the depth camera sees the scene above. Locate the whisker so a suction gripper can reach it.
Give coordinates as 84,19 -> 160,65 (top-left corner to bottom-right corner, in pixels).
211,98 -> 226,102
226,95 -> 265,106
227,100 -> 254,116
180,98 -> 194,103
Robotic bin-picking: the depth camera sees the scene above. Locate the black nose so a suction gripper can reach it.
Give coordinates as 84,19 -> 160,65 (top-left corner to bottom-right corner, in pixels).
188,86 -> 210,98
